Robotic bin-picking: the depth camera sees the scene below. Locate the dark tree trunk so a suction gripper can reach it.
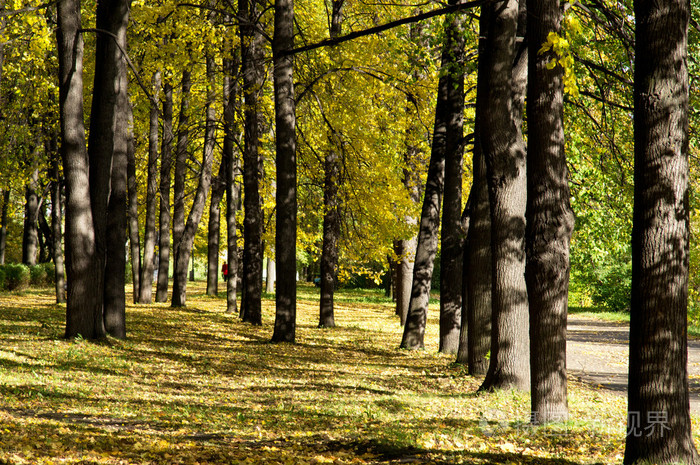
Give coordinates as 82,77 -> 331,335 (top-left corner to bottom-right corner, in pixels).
38,203 -> 51,264
438,4 -> 467,354
58,0 -> 104,339
319,146 -> 340,328
171,53 -> 216,308
50,157 -> 65,304
526,0 -> 573,423
126,101 -> 141,302
400,0 -> 465,349
624,0 -> 698,462
0,189 -> 8,265
318,0 -> 344,330
90,0 -> 131,339
173,68 -> 192,271
455,200 -> 471,364
271,0 -> 296,343
223,47 -> 241,315
207,162 -> 226,296
156,80 -> 174,303
239,0 -> 265,324
138,71 -> 161,303
459,9 -> 492,373
22,168 -> 39,266
480,0 -> 529,391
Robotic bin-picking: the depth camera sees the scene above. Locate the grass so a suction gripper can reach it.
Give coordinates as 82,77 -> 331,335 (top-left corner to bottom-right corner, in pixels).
0,282 -> 692,464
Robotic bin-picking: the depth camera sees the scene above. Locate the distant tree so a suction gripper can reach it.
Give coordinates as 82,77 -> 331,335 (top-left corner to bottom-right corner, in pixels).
0,189 -> 8,265
126,101 -> 141,302
50,154 -> 65,304
156,79 -> 174,303
271,0 -> 297,342
479,0 -> 530,391
21,167 -> 39,266
624,0 -> 698,462
207,163 -> 226,296
526,0 -> 574,423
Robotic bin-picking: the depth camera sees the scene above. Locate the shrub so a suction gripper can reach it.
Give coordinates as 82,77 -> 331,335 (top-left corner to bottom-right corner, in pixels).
0,266 -> 5,291
40,262 -> 56,286
29,264 -> 48,286
4,264 -> 30,291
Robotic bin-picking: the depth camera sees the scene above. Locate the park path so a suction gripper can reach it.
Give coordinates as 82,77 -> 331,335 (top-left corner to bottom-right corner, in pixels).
567,316 -> 700,414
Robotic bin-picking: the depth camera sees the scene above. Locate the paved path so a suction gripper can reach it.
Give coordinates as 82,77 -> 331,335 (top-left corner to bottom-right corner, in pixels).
567,316 -> 700,414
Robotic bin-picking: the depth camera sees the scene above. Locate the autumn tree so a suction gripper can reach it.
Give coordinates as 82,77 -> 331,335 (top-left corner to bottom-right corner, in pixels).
624,0 -> 698,461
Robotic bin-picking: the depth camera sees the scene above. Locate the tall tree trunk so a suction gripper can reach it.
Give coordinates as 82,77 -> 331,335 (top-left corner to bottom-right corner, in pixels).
171,53 -> 216,308
0,189 -> 8,265
438,4 -> 467,354
207,162 -> 226,296
480,0 -> 529,391
455,199 -> 471,364
318,0 -> 344,330
173,68 -> 192,270
58,0 -> 103,339
223,46 -> 241,315
239,0 -> 265,324
138,71 -> 161,303
22,168 -> 39,266
156,80 -> 174,302
526,0 -> 573,423
624,0 -> 698,462
50,156 -> 66,304
459,8 -> 492,373
266,257 -> 276,293
90,0 -> 131,339
400,0 -> 465,349
271,0 -> 296,342
126,100 -> 141,302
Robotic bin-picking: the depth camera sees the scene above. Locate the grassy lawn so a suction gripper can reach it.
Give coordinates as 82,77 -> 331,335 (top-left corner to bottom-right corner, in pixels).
0,282 -> 686,464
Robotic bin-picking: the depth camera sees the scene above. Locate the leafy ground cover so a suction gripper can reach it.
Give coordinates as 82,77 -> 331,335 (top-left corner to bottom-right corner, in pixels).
0,283 -> 693,464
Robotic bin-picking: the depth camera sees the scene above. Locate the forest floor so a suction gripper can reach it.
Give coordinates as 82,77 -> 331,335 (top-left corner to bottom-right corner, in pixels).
0,283 -> 697,465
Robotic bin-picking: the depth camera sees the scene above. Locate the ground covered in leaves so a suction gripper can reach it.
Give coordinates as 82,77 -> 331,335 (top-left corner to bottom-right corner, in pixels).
0,283 -> 695,464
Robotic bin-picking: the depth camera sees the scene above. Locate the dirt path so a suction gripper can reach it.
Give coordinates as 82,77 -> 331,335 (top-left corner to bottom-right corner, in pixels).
567,316 -> 700,414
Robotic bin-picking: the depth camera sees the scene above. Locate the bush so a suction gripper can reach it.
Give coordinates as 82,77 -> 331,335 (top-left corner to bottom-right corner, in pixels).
0,266 -> 5,290
40,262 -> 56,286
29,264 -> 48,286
4,264 -> 30,291
590,261 -> 632,313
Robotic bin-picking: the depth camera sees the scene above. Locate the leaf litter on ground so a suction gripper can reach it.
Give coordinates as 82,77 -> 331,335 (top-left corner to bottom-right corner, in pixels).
0,283 -> 684,464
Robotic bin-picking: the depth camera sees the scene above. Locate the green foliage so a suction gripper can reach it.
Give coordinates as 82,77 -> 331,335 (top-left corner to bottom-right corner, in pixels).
2,264 -> 30,291
29,264 -> 47,286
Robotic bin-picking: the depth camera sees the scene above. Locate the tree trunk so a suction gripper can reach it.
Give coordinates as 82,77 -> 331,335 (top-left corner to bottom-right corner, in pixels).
90,0 -> 131,339
271,0 -> 297,342
479,0 -> 529,391
239,0 -> 265,324
171,53 -> 217,308
22,168 -> 39,266
0,189 -> 8,265
223,47 -> 241,315
526,0 -> 573,423
50,157 -> 66,304
207,162 -> 226,296
400,0 -> 465,349
138,71 -> 161,303
459,9 -> 492,373
624,0 -> 698,462
58,0 -> 104,339
173,68 -> 192,271
438,3 -> 468,354
394,235 -> 416,326
266,257 -> 276,293
156,80 -> 174,303
126,100 -> 141,302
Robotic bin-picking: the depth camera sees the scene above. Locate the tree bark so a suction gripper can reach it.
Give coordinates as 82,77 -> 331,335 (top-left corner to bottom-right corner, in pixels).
50,156 -> 66,304
223,46 -> 241,315
239,0 -> 265,324
438,3 -> 468,354
624,0 -> 698,462
207,162 -> 226,296
173,68 -> 192,272
318,0 -> 344,330
58,0 -> 104,339
479,0 -> 530,391
271,0 -> 297,341
400,0 -> 464,349
126,100 -> 141,302
526,0 -> 573,423
22,168 -> 39,266
266,257 -> 276,293
0,189 -> 8,265
171,53 -> 216,308
138,71 -> 161,303
156,79 -> 174,303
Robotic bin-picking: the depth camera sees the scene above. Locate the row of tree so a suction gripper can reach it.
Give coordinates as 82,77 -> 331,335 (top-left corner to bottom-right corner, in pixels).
1,0 -> 699,462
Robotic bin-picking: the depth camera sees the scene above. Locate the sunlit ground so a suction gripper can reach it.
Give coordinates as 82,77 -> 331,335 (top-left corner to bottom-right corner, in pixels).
0,282 -> 689,464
